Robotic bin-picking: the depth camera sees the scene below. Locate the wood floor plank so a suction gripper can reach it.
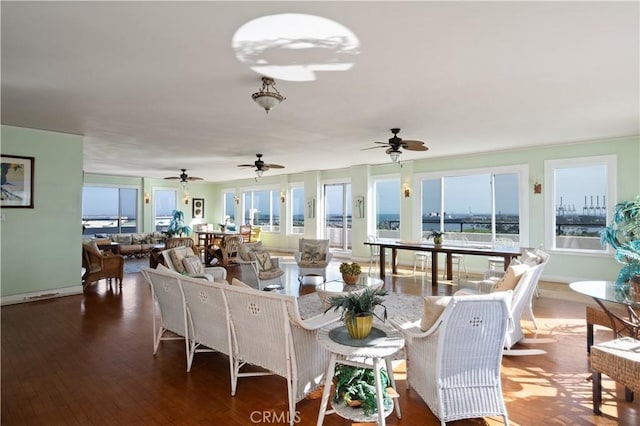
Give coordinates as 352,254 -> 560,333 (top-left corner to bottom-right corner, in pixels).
2,259 -> 638,425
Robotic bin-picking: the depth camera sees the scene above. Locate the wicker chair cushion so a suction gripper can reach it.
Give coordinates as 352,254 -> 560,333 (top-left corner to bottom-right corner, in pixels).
182,256 -> 204,275
237,242 -> 264,262
300,241 -> 328,263
250,249 -> 273,272
493,263 -> 529,292
169,249 -> 189,274
258,268 -> 285,280
421,296 -> 452,331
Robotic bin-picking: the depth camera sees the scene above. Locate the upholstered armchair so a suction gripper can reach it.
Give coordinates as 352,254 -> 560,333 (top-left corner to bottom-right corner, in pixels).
236,241 -> 285,290
294,238 -> 332,282
82,242 -> 125,289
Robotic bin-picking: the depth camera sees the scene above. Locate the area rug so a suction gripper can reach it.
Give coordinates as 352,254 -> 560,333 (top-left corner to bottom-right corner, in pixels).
297,291 -> 424,327
124,258 -> 150,274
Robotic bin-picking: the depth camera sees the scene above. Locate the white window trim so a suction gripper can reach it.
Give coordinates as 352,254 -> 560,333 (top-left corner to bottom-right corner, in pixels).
240,185 -> 281,233
413,164 -> 529,246
544,154 -> 616,256
288,183 -> 304,235
372,175 -> 401,234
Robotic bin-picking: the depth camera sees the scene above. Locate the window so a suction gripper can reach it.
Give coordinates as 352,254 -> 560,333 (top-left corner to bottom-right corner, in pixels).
324,182 -> 351,250
82,186 -> 138,235
545,155 -> 616,252
290,186 -> 304,234
223,190 -> 236,226
154,189 -> 177,232
243,189 -> 280,232
374,178 -> 400,237
420,168 -> 523,243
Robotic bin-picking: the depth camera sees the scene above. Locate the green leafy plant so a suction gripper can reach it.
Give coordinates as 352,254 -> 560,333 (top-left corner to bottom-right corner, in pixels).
333,364 -> 392,416
339,262 -> 362,275
324,286 -> 388,322
165,210 -> 192,237
600,196 -> 640,287
426,230 -> 444,238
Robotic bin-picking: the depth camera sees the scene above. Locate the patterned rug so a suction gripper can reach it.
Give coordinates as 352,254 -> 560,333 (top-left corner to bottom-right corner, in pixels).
297,291 -> 424,327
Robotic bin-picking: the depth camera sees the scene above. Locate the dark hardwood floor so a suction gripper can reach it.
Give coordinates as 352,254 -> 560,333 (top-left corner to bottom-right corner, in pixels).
2,257 -> 638,425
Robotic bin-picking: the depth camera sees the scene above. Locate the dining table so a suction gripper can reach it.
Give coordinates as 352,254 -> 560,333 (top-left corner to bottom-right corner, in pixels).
570,280 -> 640,339
364,239 -> 522,287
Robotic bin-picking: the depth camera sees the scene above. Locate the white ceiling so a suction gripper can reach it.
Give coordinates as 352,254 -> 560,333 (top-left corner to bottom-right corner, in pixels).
2,1 -> 638,183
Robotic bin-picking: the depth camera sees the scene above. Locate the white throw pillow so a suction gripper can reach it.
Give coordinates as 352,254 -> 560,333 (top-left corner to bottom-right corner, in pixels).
420,296 -> 452,331
492,263 -> 529,292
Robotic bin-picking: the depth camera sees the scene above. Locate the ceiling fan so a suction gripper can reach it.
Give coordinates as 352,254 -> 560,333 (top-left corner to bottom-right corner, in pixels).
237,154 -> 284,178
164,168 -> 203,187
363,128 -> 428,163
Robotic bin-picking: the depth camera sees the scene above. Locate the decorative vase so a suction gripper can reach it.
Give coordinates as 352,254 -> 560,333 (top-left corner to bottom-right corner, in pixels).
342,273 -> 360,285
345,314 -> 373,339
433,236 -> 443,246
219,225 -> 226,232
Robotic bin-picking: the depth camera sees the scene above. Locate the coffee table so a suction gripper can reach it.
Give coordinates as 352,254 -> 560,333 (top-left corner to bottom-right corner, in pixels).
315,276 -> 384,309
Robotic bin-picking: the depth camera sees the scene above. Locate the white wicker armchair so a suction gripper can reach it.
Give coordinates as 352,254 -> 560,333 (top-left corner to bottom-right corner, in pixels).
458,253 -> 548,351
391,293 -> 511,426
294,238 -> 333,282
221,284 -> 341,426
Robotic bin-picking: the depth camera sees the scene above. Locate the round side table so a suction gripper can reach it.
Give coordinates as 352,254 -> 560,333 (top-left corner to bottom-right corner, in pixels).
315,321 -> 404,426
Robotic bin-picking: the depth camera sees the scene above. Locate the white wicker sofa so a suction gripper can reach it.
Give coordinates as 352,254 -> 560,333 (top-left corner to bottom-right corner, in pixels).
141,268 -> 340,426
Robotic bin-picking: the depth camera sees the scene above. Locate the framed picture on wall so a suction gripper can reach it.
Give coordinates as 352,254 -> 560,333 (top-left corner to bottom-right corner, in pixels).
192,198 -> 205,219
1,154 -> 34,208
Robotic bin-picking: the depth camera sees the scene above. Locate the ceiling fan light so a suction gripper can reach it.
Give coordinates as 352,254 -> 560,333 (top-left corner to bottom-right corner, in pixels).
251,77 -> 285,113
389,151 -> 401,163
256,169 -> 264,178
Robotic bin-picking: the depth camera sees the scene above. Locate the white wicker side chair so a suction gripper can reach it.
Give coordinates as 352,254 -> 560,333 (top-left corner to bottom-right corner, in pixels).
178,274 -> 231,372
141,267 -> 191,371
222,283 -> 341,426
391,293 -> 511,426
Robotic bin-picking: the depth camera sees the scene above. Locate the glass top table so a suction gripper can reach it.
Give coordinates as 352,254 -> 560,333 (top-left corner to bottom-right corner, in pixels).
315,276 -> 384,309
570,280 -> 640,338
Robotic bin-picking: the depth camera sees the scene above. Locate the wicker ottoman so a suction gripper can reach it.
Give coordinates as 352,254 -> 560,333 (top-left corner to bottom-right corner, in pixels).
586,305 -> 631,353
591,338 -> 640,415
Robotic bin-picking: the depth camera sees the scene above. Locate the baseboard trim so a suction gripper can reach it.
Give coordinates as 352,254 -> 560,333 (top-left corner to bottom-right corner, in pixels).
1,286 -> 83,306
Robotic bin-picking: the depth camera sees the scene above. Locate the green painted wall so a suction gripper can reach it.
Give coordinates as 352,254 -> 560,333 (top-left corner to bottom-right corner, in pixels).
1,125 -> 83,299
2,124 -> 637,302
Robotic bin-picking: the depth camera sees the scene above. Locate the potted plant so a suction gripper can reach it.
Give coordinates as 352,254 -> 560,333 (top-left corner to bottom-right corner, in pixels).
426,230 -> 444,246
332,364 -> 393,416
165,210 -> 192,238
600,196 -> 640,290
324,286 -> 388,339
339,262 -> 362,285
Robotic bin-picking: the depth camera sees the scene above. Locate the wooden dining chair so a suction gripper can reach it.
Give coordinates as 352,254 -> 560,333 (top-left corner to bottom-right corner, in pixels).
239,224 -> 252,243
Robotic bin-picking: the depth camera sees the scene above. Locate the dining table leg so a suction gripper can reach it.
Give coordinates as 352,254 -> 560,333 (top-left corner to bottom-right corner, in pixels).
379,247 -> 386,279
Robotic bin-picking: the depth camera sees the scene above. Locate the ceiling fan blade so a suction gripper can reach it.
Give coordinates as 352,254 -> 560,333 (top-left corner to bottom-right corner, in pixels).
164,176 -> 180,180
264,163 -> 284,169
402,144 -> 429,152
186,176 -> 203,181
361,145 -> 389,151
237,164 -> 255,168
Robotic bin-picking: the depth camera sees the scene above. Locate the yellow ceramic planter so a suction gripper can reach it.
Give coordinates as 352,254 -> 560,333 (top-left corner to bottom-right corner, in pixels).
345,315 -> 373,339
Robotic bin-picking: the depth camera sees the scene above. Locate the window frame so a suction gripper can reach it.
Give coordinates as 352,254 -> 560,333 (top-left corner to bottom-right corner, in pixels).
288,183 -> 305,235
240,185 -> 281,233
82,184 -> 141,235
414,164 -> 529,245
372,174 -> 401,236
544,154 -> 616,256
